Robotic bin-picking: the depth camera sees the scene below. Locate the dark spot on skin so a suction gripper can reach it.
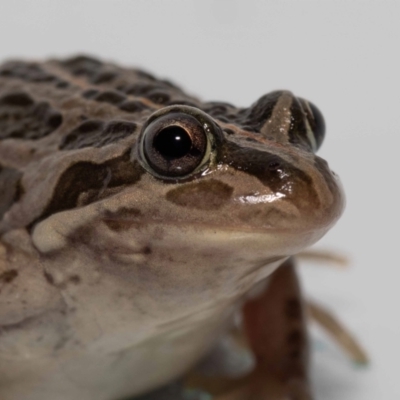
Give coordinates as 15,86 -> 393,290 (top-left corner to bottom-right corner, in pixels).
166,179 -> 233,210
119,100 -> 150,113
94,90 -> 126,105
59,55 -> 102,77
0,62 -> 56,83
34,151 -> 144,225
115,84 -> 128,92
76,119 -> 104,133
13,178 -> 25,202
0,61 -> 74,90
105,121 -> 136,136
0,165 -> 23,220
285,298 -> 302,319
104,219 -> 131,231
82,89 -> 99,99
55,80 -> 70,89
142,246 -> 152,255
69,275 -> 81,284
0,93 -> 63,140
60,119 -> 136,150
0,92 -> 34,107
146,90 -> 170,104
43,270 -> 55,285
90,70 -> 117,84
47,112 -> 63,129
0,269 -> 18,284
60,119 -> 103,149
119,82 -> 156,96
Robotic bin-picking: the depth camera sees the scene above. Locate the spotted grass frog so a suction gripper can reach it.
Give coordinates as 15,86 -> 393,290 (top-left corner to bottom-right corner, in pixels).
0,56 -> 345,400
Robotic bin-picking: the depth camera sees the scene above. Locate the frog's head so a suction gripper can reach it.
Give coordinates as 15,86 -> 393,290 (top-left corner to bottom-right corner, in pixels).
132,91 -> 344,255
32,90 -> 344,309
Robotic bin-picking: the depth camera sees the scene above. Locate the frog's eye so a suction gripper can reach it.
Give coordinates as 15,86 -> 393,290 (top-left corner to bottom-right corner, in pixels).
298,98 -> 325,152
138,106 -> 218,179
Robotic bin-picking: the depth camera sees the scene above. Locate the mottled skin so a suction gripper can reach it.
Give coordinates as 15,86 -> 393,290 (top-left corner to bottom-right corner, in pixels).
0,56 -> 344,400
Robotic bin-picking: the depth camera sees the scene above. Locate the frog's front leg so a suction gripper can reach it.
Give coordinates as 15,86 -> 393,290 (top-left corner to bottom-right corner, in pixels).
238,257 -> 312,400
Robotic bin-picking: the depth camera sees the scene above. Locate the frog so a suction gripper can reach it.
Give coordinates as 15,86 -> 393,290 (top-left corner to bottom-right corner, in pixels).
0,55 -> 345,400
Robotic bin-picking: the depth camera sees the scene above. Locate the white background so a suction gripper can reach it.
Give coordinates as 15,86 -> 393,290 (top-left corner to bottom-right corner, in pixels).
0,1 -> 398,399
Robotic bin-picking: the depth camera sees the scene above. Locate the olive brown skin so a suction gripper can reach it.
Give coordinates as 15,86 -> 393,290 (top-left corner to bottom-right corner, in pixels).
0,56 -> 344,400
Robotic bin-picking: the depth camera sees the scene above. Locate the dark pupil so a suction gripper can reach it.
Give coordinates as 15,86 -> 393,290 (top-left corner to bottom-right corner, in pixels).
153,126 -> 192,159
